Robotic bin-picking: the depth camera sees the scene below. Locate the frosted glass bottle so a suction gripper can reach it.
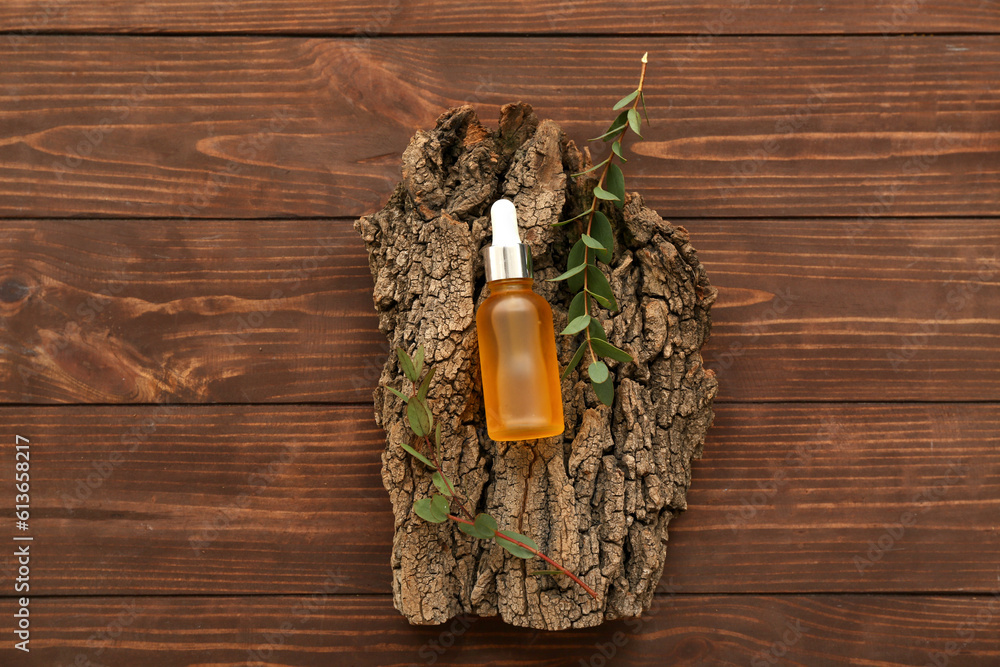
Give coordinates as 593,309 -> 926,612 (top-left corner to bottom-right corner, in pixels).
477,200 -> 564,441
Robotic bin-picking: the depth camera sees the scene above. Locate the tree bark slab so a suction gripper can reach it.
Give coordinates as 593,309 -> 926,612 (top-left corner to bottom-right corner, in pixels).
355,103 -> 717,630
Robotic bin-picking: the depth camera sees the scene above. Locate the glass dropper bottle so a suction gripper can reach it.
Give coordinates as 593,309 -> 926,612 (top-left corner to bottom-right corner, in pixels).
476,199 -> 565,441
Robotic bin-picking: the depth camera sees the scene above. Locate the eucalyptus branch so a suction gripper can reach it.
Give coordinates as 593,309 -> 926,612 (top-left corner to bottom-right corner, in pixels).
549,53 -> 648,406
447,514 -> 598,599
424,431 -> 474,521
386,345 -> 599,601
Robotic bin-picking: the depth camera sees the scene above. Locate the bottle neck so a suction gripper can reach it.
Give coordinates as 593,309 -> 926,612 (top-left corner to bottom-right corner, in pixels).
487,277 -> 533,292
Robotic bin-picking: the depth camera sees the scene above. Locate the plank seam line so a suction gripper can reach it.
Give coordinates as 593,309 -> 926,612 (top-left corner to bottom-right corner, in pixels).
0,31 -> 998,39
2,400 -> 1000,409
1,591 -> 997,600
2,214 -> 997,223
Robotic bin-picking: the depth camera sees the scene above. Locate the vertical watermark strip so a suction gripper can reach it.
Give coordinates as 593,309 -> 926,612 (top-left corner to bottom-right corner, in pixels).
13,434 -> 32,652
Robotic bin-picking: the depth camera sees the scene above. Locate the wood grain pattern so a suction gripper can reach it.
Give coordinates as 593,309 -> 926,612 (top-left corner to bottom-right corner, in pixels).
0,0 -> 995,660
2,404 -> 393,595
1,0 -> 998,35
0,36 -> 997,219
4,403 -> 996,596
667,402 -> 1000,593
695,217 -> 1000,402
7,594 -> 1000,666
0,219 -> 384,403
3,218 -> 996,404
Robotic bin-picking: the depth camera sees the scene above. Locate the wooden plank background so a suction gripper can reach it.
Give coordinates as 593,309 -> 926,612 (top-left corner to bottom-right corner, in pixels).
1,1 -> 998,665
1,1 -> 998,35
0,37 -> 997,219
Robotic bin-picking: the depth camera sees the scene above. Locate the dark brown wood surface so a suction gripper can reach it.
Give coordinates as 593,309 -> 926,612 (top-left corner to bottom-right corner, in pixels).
0,37 -> 997,219
0,1 -> 998,664
1,0 -> 997,34
2,403 -> 997,597
0,219 -> 383,404
3,218 -> 998,404
21,595 -> 1000,666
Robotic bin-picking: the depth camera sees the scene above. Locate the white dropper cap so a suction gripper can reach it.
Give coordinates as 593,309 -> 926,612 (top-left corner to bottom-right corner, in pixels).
490,199 -> 521,247
482,198 -> 532,282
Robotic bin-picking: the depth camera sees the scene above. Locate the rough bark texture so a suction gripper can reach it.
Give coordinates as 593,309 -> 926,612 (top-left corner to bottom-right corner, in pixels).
355,103 -> 718,630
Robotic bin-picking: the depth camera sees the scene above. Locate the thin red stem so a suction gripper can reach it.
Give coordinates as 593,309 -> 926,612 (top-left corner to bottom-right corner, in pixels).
410,385 -> 600,600
447,514 -> 598,600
